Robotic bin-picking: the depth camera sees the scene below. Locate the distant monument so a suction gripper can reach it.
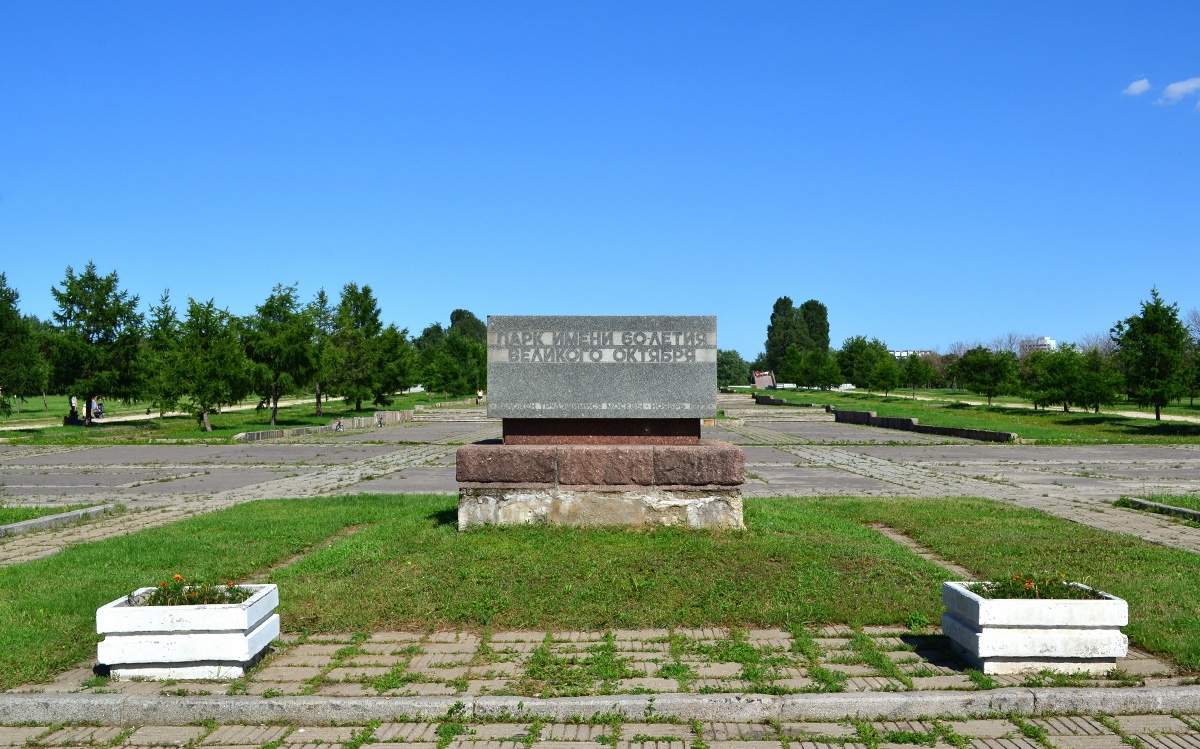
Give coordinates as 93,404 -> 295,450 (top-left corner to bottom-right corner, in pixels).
456,315 -> 744,530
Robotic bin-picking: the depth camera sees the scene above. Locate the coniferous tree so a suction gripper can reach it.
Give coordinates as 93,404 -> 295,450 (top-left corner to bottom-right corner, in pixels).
176,298 -> 249,432
1076,348 -> 1123,414
50,263 -> 144,425
330,283 -> 383,411
144,290 -> 183,417
778,344 -> 805,385
1112,288 -> 1188,420
242,284 -> 316,426
0,274 -> 49,417
373,324 -> 417,406
308,289 -> 336,417
950,346 -> 1017,405
763,297 -> 831,372
836,335 -> 889,389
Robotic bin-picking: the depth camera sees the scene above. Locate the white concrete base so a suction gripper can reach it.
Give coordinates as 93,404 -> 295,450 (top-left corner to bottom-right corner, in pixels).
948,637 -> 1118,675
458,488 -> 744,531
112,659 -> 259,680
941,581 -> 1128,675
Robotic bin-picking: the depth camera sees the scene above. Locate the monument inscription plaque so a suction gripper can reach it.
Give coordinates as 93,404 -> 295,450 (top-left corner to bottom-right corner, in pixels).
457,314 -> 743,531
487,315 -> 717,419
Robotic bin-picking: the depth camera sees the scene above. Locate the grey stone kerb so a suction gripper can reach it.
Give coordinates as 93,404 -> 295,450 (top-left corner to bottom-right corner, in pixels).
487,315 -> 718,419
3,687 -> 1200,724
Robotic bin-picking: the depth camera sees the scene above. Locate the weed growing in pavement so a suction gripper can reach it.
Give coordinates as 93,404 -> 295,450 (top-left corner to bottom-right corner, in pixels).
654,662 -> 696,690
905,612 -> 931,631
78,674 -> 110,689
1009,716 -> 1064,749
963,668 -> 998,689
342,721 -> 380,749
435,702 -> 469,749
1020,669 -> 1090,688
1105,667 -> 1142,687
517,632 -> 640,697
849,630 -> 912,689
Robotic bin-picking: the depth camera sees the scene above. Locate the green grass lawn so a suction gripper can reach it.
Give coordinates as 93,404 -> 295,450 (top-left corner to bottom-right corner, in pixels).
756,388 -> 1200,444
0,503 -> 99,525
1,494 -> 1198,691
0,392 -> 471,445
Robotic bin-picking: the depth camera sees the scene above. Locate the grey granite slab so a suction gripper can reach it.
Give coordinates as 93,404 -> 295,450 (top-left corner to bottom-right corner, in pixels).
487,315 -> 717,419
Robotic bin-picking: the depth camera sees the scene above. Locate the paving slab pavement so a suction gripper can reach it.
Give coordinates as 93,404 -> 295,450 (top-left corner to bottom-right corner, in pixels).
4,400 -> 1200,566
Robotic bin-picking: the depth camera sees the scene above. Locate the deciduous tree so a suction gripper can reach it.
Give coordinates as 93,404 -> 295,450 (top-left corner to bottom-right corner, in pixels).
716,350 -> 750,388
901,354 -> 935,399
867,353 -> 901,397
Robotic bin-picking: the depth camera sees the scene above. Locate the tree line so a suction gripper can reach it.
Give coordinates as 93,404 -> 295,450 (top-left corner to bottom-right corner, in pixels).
0,263 -> 487,429
717,289 -> 1200,421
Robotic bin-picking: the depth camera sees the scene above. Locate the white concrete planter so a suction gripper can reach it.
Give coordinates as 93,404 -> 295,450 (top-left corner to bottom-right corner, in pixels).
96,584 -> 279,680
942,581 -> 1128,675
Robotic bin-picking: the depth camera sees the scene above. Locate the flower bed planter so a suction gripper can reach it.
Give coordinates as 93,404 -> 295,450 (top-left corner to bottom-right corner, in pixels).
941,581 -> 1128,675
96,584 -> 279,680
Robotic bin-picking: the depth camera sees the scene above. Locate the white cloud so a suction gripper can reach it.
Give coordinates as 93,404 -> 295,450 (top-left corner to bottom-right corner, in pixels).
1122,78 -> 1151,96
1160,77 -> 1200,103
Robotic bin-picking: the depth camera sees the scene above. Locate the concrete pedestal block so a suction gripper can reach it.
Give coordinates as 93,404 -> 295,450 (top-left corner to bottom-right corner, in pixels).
456,440 -> 745,530
458,487 -> 744,531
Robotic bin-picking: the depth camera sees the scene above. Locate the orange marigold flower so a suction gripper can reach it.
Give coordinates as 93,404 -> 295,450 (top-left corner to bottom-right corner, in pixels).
227,582 -> 234,587
173,574 -> 183,582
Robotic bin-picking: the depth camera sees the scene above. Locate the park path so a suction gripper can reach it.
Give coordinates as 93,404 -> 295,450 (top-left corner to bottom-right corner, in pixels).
873,390 -> 1200,425
0,395 -> 320,432
0,443 -> 457,566
718,416 -> 1200,555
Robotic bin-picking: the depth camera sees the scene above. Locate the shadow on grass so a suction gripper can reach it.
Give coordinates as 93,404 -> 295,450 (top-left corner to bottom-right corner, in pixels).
427,508 -> 458,527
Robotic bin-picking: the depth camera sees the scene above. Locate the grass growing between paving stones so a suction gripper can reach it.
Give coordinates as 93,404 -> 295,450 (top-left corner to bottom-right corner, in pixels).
757,388 -> 1200,444
3,494 -> 1200,691
0,503 -> 99,525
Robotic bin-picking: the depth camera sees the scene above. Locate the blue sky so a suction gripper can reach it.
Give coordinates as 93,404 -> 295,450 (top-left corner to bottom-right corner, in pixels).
1,2 -> 1197,358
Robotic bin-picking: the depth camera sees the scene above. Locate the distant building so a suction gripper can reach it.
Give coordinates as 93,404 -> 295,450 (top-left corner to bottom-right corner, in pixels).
1023,336 -> 1057,354
890,350 -> 935,360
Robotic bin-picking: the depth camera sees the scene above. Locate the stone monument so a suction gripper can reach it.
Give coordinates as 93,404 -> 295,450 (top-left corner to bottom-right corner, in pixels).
456,315 -> 744,530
